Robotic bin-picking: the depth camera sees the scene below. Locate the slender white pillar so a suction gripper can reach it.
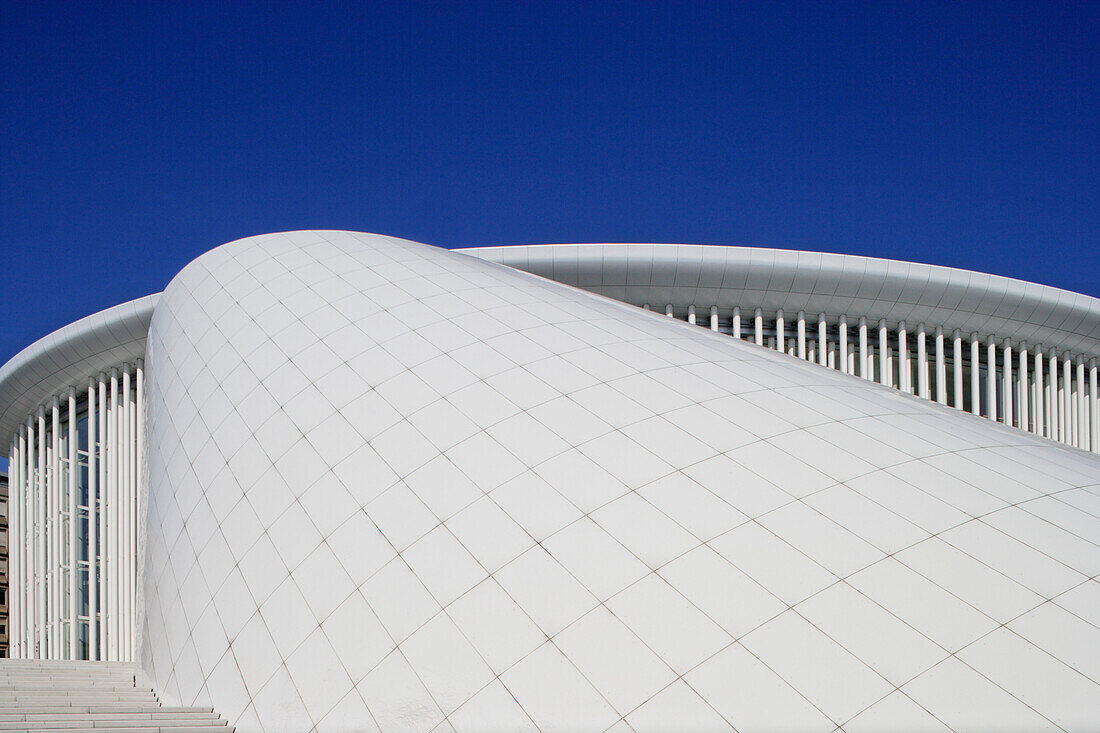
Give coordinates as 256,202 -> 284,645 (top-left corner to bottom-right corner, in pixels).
1090,359 -> 1098,453
1063,356 -> 1073,446
7,440 -> 15,656
1002,340 -> 1013,427
878,320 -> 890,387
815,314 -> 825,365
51,396 -> 61,658
754,308 -> 763,346
1034,349 -> 1045,437
1077,359 -> 1087,450
970,335 -> 981,416
932,327 -> 943,404
986,337 -> 997,420
136,360 -> 146,657
952,330 -> 963,409
68,388 -> 78,659
917,324 -> 929,399
97,373 -> 107,656
26,418 -> 35,657
23,420 -> 32,657
796,312 -> 806,359
687,305 -> 697,325
37,407 -> 47,658
121,367 -> 131,660
664,304 -> 674,318
88,378 -> 98,660
127,366 -> 137,660
859,317 -> 868,379
838,316 -> 849,375
776,310 -> 785,353
898,322 -> 909,394
12,432 -> 22,655
108,368 -> 119,661
1051,351 -> 1062,441
714,306 -> 722,334
1018,345 -> 1029,434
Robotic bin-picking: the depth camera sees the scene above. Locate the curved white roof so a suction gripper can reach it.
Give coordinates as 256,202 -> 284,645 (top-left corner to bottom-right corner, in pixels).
459,244 -> 1100,358
0,294 -> 158,440
138,232 -> 1099,731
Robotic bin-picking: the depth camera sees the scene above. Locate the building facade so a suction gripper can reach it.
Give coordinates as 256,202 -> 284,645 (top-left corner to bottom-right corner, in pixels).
0,231 -> 1098,731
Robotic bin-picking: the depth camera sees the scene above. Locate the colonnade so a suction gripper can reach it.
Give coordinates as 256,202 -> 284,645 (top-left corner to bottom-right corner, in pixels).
646,304 -> 1100,453
6,361 -> 144,660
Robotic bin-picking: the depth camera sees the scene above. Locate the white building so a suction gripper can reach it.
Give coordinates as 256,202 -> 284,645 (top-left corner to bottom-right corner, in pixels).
1,231 -> 1098,731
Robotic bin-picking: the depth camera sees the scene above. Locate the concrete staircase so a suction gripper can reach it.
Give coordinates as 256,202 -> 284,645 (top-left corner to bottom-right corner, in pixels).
0,660 -> 233,732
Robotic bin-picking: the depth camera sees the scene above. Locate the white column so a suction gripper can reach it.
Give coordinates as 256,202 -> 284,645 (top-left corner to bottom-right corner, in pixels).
1034,349 -> 1045,437
838,316 -> 849,375
813,314 -> 824,365
88,378 -> 98,661
970,335 -> 981,416
796,312 -> 806,359
687,305 -> 697,325
68,388 -> 78,659
136,360 -> 145,660
934,327 -> 946,404
108,368 -> 119,661
37,407 -> 47,658
1002,340 -> 1013,427
713,306 -> 722,334
859,317 -> 869,379
11,433 -> 18,656
952,330 -> 963,409
878,320 -> 890,387
26,419 -> 35,657
1077,359 -> 1087,450
1090,358 -> 1098,453
7,439 -> 15,656
122,366 -> 133,661
1051,351 -> 1062,441
776,310 -> 785,353
664,304 -> 674,318
51,396 -> 61,658
97,373 -> 107,656
898,322 -> 909,393
1063,356 -> 1073,446
23,420 -> 32,657
754,308 -> 763,346
917,324 -> 929,399
986,337 -> 997,420
12,432 -> 22,656
1018,345 -> 1029,434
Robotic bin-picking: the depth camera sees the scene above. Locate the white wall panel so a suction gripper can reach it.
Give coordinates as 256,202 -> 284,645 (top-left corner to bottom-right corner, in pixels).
138,232 -> 1100,731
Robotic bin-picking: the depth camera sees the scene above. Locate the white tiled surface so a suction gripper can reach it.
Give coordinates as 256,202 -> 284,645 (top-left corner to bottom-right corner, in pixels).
141,231 -> 1100,731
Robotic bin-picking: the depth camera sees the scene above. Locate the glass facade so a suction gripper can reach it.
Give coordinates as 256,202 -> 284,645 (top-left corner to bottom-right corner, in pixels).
7,363 -> 143,661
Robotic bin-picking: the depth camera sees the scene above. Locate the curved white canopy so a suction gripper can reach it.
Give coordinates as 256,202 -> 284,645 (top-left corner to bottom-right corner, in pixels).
459,243 -> 1100,357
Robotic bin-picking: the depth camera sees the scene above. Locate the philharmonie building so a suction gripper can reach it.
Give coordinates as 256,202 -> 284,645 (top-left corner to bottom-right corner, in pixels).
1,230 -> 1099,731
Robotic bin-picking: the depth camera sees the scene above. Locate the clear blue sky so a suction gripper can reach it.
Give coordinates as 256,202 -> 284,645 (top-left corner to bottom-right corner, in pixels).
2,0 -> 1097,366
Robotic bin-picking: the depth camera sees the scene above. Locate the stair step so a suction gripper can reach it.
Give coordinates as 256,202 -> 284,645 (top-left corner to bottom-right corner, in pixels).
0,713 -> 224,717
1,726 -> 234,730
0,704 -> 204,708
0,662 -> 230,732
0,717 -> 227,726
